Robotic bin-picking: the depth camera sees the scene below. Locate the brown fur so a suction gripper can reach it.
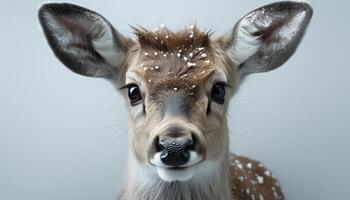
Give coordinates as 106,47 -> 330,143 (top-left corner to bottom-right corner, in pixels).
230,154 -> 284,200
133,27 -> 217,95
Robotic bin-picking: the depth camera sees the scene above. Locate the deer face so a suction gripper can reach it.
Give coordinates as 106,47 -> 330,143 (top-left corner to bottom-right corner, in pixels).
39,2 -> 312,182
122,30 -> 238,181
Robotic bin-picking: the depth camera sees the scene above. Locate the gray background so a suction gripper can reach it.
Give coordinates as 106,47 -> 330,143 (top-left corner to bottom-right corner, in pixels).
0,0 -> 349,199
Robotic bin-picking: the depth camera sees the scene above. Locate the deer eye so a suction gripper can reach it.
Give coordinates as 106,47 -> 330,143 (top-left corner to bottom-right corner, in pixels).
211,83 -> 226,104
127,84 -> 142,105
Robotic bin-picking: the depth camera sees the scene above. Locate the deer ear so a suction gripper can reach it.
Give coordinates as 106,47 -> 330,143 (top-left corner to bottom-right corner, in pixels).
220,1 -> 312,76
38,3 -> 131,78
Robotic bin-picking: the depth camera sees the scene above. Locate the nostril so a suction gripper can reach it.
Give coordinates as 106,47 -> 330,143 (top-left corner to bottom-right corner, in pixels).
184,138 -> 194,152
155,136 -> 164,152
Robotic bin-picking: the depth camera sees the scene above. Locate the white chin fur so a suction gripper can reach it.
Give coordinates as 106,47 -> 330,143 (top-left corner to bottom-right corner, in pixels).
156,165 -> 197,182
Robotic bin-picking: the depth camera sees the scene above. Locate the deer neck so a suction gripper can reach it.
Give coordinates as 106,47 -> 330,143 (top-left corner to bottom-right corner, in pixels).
119,144 -> 232,200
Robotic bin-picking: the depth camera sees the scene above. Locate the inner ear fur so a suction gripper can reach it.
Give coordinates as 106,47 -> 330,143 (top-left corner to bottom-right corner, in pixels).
219,1 -> 313,76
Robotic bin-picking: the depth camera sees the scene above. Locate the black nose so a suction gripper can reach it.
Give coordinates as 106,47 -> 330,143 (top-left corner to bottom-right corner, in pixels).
158,137 -> 193,166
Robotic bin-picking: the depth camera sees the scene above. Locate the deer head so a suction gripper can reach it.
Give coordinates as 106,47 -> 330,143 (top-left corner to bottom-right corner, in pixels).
38,1 -> 312,184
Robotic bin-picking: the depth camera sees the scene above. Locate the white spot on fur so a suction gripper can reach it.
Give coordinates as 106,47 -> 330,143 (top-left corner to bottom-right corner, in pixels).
259,194 -> 264,200
187,62 -> 196,67
247,162 -> 252,169
257,175 -> 264,184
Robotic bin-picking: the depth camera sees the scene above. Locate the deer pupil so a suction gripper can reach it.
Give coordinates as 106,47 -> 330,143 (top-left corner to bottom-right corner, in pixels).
128,85 -> 141,104
211,83 -> 225,103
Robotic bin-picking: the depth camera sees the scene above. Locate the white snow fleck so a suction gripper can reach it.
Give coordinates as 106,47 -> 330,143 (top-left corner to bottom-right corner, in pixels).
235,161 -> 243,170
271,187 -> 279,199
177,53 -> 181,58
257,176 -> 264,184
165,35 -> 169,39
173,87 -> 178,91
197,47 -> 205,51
154,52 -> 158,56
148,79 -> 152,83
247,163 -> 252,169
187,62 -> 196,67
189,24 -> 194,29
264,170 -> 271,177
155,66 -> 160,69
192,85 -> 196,88
246,188 -> 250,194
204,60 -> 210,64
160,23 -> 165,28
201,53 -> 207,57
144,52 -> 149,56
143,67 -> 148,71
189,32 -> 194,38
259,194 -> 264,200
189,53 -> 194,57
183,57 -> 188,61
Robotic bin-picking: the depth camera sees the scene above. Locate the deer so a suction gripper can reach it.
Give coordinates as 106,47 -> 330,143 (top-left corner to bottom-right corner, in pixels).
38,1 -> 312,199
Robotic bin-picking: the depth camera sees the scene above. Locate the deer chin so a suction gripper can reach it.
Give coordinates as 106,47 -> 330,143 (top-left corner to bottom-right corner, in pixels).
156,165 -> 198,182
150,151 -> 203,182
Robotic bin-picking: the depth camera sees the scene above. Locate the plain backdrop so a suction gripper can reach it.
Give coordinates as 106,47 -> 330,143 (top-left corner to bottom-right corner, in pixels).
0,0 -> 349,199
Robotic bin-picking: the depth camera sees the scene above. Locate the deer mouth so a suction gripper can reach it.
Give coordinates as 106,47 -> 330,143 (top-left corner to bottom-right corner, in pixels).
150,151 -> 203,182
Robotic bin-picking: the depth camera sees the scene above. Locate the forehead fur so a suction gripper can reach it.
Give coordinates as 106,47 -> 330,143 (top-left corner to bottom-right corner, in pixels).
135,26 -> 211,52
133,27 -> 217,96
